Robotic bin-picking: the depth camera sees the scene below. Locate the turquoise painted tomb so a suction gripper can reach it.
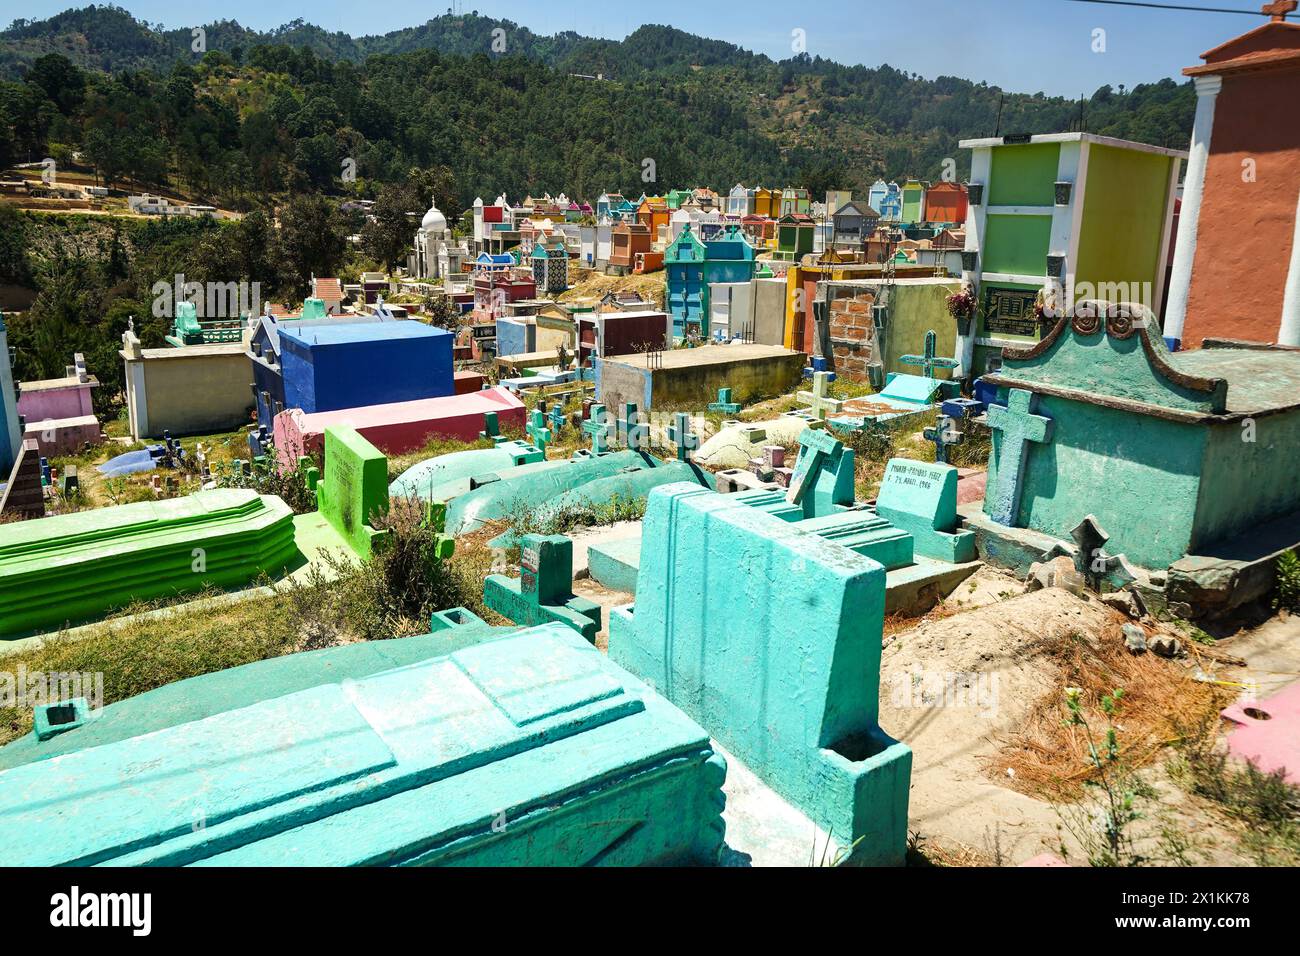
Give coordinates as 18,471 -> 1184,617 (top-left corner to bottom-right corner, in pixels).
608,482 -> 913,865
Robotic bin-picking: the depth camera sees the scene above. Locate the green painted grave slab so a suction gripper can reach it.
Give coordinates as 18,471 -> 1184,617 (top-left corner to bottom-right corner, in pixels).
388,441 -> 544,500
0,625 -> 726,866
442,450 -> 654,536
609,482 -> 912,865
0,488 -> 297,638
875,459 -> 976,563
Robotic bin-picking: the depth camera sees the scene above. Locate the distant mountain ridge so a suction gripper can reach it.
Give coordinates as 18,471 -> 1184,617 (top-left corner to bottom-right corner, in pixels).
0,5 -> 1195,204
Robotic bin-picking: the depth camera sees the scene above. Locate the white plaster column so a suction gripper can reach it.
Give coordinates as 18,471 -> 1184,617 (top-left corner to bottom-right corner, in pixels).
1163,74 -> 1222,342
956,147 -> 992,377
1278,186 -> 1300,346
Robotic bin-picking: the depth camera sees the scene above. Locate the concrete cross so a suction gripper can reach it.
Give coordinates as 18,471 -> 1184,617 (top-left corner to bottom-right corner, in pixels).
526,408 -> 552,454
582,403 -> 614,453
548,401 -> 566,434
923,414 -> 963,465
668,412 -> 699,462
796,371 -> 843,421
707,387 -> 741,415
899,329 -> 960,380
617,403 -> 649,451
985,388 -> 1053,526
787,426 -> 844,505
479,411 -> 500,443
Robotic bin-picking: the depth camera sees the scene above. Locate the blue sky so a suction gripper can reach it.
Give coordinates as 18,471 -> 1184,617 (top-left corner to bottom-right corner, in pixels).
12,0 -> 1274,97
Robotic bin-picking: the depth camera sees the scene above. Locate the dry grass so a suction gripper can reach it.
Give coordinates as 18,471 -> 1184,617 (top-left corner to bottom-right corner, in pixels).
991,618 -> 1232,800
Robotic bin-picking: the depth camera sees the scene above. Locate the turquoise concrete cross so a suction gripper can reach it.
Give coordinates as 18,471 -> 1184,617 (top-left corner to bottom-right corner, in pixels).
582,403 -> 614,453
899,330 -> 959,379
526,408 -> 552,454
796,371 -> 843,421
707,387 -> 741,415
668,412 -> 699,462
985,388 -> 1053,527
618,403 -> 648,451
548,402 -> 566,434
787,426 -> 844,505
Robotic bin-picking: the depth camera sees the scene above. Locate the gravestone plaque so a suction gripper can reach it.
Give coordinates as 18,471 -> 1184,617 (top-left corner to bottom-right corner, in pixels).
982,287 -> 1038,338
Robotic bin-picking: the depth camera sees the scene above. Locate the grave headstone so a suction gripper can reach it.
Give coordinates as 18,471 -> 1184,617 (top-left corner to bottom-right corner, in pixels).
898,329 -> 959,380
874,459 -> 976,563
483,533 -> 602,642
609,483 -> 912,865
479,411 -> 505,444
923,414 -> 963,464
617,403 -> 648,451
786,427 -> 854,517
316,425 -> 393,559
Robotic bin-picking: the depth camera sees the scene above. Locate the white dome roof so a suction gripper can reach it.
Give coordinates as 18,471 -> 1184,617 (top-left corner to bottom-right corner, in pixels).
421,200 -> 447,233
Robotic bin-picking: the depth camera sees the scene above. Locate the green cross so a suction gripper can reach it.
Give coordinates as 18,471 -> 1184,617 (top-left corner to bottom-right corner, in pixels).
899,330 -> 960,379
786,426 -> 844,505
582,403 -> 614,453
618,403 -> 648,451
526,408 -> 552,454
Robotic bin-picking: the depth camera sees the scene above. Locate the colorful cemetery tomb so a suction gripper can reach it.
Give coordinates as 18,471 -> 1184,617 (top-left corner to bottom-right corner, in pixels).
696,417 -> 812,470
0,484 -> 296,638
273,386 -> 525,467
665,224 -> 757,339
17,353 -> 102,456
0,438 -> 45,520
576,310 -> 669,368
774,214 -> 815,262
388,439 -> 543,500
438,448 -> 712,538
608,482 -> 912,865
1165,12 -> 1300,349
279,319 -> 454,414
900,179 -> 927,225
484,534 -> 602,641
958,132 -> 1185,379
596,343 -> 804,413
119,322 -> 252,441
826,368 -> 957,434
0,623 -> 727,866
707,387 -> 741,415
964,301 -> 1300,617
246,305 -> 382,426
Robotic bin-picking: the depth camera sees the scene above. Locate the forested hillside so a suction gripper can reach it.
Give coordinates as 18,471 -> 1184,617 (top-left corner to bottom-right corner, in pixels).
1,6 -> 1196,210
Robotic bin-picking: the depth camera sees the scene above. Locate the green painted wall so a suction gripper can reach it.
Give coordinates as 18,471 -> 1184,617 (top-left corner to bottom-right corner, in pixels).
987,393 -> 1205,567
1075,144 -> 1174,303
1193,414 -> 1300,551
982,215 -> 1052,277
881,280 -> 961,375
988,143 -> 1060,206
